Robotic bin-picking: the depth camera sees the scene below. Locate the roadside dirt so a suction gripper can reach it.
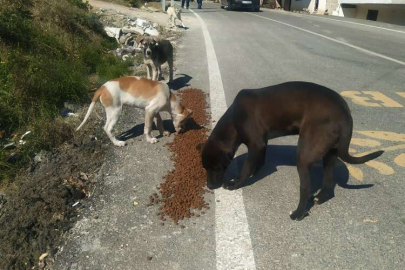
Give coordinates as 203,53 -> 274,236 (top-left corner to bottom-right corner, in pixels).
88,0 -> 171,26
0,2 -> 184,269
0,106 -> 108,270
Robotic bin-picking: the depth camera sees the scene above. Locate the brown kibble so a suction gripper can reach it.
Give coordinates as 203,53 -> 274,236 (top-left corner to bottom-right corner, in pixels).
148,89 -> 211,224
180,225 -> 185,229
147,256 -> 152,261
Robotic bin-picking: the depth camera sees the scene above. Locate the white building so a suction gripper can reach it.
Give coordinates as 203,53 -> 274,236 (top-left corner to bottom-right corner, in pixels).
281,0 -> 405,26
331,0 -> 405,26
281,0 -> 337,14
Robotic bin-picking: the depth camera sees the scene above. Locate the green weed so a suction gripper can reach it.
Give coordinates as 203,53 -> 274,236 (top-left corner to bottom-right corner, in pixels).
0,0 -> 133,186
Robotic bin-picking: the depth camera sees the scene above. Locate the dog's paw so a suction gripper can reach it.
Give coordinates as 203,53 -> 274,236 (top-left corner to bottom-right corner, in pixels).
163,131 -> 171,137
289,210 -> 308,221
314,191 -> 333,205
114,141 -> 127,147
223,181 -> 238,190
148,137 -> 158,144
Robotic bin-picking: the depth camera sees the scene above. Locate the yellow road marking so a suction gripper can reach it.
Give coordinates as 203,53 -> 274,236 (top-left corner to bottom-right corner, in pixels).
365,160 -> 395,175
363,91 -> 403,108
346,131 -> 405,180
347,165 -> 363,181
350,138 -> 381,147
341,91 -> 381,107
355,131 -> 405,142
363,218 -> 378,223
396,92 -> 405,99
394,153 -> 405,167
354,144 -> 405,156
341,91 -> 404,107
349,148 -> 356,153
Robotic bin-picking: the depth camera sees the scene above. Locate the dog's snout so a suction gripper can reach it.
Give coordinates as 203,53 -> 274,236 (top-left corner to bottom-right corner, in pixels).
146,49 -> 151,55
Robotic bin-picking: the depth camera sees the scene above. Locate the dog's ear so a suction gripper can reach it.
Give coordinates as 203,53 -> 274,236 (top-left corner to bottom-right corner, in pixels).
186,108 -> 193,118
196,143 -> 205,153
136,36 -> 145,47
152,36 -> 160,46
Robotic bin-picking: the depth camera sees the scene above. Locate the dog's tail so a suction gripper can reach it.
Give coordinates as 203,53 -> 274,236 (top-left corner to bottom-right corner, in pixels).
337,123 -> 384,164
76,88 -> 103,131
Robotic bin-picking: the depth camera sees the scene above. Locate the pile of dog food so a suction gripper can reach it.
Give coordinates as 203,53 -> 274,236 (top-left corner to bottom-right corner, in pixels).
151,88 -> 211,225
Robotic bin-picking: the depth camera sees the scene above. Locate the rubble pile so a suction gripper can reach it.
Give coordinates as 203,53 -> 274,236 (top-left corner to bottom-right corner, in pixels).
97,8 -> 161,60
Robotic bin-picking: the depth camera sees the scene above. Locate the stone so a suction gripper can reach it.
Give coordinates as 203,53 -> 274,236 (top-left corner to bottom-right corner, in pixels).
104,27 -> 122,41
34,150 -> 48,164
3,143 -> 16,150
119,33 -> 132,44
63,102 -> 80,112
145,27 -> 159,36
135,18 -> 150,28
122,26 -> 144,35
7,152 -> 21,164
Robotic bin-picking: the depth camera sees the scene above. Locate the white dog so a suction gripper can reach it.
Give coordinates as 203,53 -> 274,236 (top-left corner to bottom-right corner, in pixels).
167,6 -> 186,28
76,77 -> 192,146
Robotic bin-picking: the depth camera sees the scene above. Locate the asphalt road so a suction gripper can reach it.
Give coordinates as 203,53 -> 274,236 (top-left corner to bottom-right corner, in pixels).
55,2 -> 405,270
184,3 -> 405,269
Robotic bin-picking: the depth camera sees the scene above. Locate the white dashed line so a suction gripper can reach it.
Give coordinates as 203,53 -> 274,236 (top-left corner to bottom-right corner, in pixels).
247,12 -> 405,67
190,9 -> 257,270
308,15 -> 405,35
263,9 -> 405,34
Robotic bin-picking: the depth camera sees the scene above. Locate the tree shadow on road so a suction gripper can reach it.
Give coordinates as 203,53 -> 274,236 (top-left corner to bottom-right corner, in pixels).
224,145 -> 373,203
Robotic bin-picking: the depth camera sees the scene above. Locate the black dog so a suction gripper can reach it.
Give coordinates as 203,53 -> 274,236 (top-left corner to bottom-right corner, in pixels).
198,82 -> 383,221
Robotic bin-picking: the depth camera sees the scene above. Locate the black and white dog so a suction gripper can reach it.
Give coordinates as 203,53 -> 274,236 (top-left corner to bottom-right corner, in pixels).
137,36 -> 174,83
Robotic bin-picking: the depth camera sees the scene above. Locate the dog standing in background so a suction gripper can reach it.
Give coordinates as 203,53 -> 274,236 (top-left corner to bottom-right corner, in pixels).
137,36 -> 174,84
167,6 -> 186,28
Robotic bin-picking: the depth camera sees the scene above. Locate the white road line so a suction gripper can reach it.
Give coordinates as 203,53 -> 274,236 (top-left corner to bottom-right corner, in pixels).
190,9 -> 257,270
263,9 -> 405,34
247,13 -> 405,67
309,15 -> 405,35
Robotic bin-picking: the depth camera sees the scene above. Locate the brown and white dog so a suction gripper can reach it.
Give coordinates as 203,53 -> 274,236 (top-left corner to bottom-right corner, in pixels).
137,36 -> 174,83
76,76 -> 192,146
